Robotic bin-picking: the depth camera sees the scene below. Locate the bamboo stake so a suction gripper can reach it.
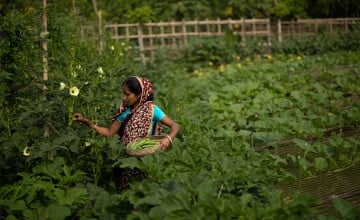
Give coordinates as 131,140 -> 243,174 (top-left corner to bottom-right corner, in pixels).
98,11 -> 103,52
137,23 -> 146,65
182,20 -> 187,44
41,0 -> 49,138
241,18 -> 245,46
72,0 -> 76,14
41,0 -> 48,82
277,19 -> 282,43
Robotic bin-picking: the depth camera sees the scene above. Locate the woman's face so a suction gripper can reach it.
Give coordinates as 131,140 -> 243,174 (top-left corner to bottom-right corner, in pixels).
122,85 -> 140,108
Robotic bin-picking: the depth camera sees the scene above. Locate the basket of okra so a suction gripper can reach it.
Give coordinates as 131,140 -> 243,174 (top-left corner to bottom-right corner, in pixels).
126,136 -> 164,156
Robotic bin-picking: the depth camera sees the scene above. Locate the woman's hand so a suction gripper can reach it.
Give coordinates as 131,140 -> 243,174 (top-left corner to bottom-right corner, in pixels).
73,113 -> 92,127
73,113 -> 86,122
159,137 -> 171,151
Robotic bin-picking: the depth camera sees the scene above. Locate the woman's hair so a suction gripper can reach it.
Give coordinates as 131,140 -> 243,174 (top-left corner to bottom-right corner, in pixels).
123,76 -> 153,101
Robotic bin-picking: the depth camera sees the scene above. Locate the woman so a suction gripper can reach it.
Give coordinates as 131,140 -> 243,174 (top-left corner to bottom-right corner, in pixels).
73,76 -> 180,190
74,76 -> 179,148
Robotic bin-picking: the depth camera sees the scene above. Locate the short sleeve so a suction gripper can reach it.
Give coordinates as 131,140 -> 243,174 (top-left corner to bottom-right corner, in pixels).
153,105 -> 166,122
116,108 -> 131,122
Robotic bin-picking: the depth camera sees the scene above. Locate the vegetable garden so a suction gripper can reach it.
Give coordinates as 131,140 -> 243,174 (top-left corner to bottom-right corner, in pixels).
1,8 -> 360,220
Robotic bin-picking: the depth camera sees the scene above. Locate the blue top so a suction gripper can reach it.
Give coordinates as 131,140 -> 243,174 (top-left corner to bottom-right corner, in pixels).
116,105 -> 166,135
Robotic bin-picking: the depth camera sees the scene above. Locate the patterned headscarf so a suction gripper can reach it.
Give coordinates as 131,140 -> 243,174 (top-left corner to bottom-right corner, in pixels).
113,76 -> 162,144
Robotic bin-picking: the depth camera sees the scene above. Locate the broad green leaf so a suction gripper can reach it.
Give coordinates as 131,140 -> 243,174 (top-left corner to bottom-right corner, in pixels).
314,157 -> 328,171
54,187 -> 88,206
5,215 -> 18,220
135,194 -> 161,206
332,198 -> 359,220
63,165 -> 71,177
46,204 -> 71,220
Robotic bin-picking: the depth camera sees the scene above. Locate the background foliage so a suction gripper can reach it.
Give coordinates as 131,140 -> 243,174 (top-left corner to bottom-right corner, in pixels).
1,0 -> 360,23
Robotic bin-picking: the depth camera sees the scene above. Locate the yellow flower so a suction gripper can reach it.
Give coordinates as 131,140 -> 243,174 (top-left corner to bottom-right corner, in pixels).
110,46 -> 115,50
193,70 -> 203,76
219,64 -> 225,72
237,63 -> 242,68
267,54 -> 272,60
69,86 -> 79,96
208,61 -> 213,66
70,71 -> 77,77
23,147 -> 30,156
97,67 -> 104,74
59,82 -> 66,90
297,56 -> 302,60
236,56 -> 240,60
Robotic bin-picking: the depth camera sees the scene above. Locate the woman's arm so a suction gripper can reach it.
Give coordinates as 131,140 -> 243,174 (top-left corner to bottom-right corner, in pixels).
159,116 -> 180,150
92,120 -> 121,137
73,113 -> 121,137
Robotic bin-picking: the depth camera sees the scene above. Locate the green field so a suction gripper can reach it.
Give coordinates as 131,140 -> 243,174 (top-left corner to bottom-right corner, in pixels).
1,48 -> 359,219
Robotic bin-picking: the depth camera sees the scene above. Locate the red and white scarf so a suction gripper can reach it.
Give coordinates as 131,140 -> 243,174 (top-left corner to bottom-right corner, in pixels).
113,77 -> 162,144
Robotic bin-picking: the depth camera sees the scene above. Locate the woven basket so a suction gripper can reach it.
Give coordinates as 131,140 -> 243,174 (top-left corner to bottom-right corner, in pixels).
126,136 -> 164,157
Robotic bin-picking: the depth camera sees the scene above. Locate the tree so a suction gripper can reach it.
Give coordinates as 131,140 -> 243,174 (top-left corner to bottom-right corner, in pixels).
306,0 -> 360,18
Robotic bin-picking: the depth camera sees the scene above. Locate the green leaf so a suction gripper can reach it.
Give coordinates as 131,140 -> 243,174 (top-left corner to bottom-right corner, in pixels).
332,198 -> 359,220
46,204 -> 71,220
148,206 -> 164,219
5,215 -> 18,220
32,157 -> 65,180
63,165 -> 71,177
298,157 -> 311,172
112,157 -> 140,168
53,187 -> 88,206
293,138 -> 317,156
136,194 -> 162,206
314,157 -> 328,171
8,200 -> 27,211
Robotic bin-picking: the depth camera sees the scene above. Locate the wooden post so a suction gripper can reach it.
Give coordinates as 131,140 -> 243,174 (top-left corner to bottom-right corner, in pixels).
42,0 -> 48,82
72,0 -> 76,14
241,18 -> 246,46
266,18 -> 271,46
217,18 -> 221,35
98,11 -> 103,52
160,21 -> 165,46
329,19 -> 333,33
182,20 -> 187,45
42,0 -> 49,137
228,18 -> 232,30
149,24 -> 154,61
114,23 -> 119,42
80,25 -> 84,40
252,18 -> 256,39
206,18 -> 210,36
195,18 -> 199,36
171,20 -> 175,48
126,23 -> 129,40
277,19 -> 282,43
137,23 -> 146,65
345,19 -> 348,33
